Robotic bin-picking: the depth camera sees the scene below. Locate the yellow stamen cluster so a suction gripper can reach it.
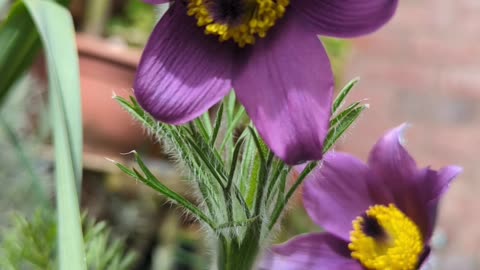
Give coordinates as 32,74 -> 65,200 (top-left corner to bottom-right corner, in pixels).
349,204 -> 424,270
187,0 -> 289,47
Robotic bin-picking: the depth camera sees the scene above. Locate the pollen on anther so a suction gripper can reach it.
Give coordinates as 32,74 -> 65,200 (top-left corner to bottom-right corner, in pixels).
348,204 -> 424,270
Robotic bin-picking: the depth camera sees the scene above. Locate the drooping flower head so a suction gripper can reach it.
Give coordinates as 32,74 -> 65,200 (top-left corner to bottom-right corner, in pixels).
261,124 -> 462,269
136,0 -> 398,164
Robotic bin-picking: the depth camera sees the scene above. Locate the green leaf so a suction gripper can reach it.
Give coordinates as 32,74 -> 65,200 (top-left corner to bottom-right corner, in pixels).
200,111 -> 213,136
226,137 -> 244,190
332,77 -> 359,114
113,153 -> 216,230
242,131 -> 261,209
330,101 -> 362,127
265,159 -> 286,203
115,96 -> 227,217
0,2 -> 40,105
193,117 -> 212,142
247,127 -> 266,166
219,106 -> 245,153
268,162 -> 317,230
22,1 -> 85,270
184,134 -> 227,188
210,103 -> 224,146
324,103 -> 368,152
0,0 -> 70,106
246,127 -> 274,216
219,92 -> 246,158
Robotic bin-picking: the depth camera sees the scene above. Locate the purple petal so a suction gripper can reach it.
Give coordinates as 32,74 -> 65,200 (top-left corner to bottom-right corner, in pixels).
259,234 -> 360,270
303,153 -> 386,241
368,124 -> 417,185
232,13 -> 333,165
134,4 -> 233,124
368,125 -> 461,241
421,166 -> 462,241
368,124 -> 431,238
292,0 -> 398,38
426,166 -> 462,204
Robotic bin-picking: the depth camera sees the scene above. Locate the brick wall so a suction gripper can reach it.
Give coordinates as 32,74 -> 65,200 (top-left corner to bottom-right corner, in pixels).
339,0 -> 480,268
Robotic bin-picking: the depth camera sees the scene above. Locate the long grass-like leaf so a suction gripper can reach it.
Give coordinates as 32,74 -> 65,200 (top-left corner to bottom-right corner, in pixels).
0,3 -> 39,105
0,0 -> 69,105
22,1 -> 85,269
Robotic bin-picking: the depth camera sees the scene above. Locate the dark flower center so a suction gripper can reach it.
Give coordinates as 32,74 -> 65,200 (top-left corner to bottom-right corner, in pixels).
210,0 -> 247,24
362,216 -> 388,241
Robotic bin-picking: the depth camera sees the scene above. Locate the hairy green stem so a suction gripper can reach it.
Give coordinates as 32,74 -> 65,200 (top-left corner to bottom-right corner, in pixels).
216,223 -> 261,270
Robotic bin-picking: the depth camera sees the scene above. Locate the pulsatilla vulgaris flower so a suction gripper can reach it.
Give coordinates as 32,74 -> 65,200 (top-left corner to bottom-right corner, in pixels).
261,124 -> 462,269
136,0 -> 398,164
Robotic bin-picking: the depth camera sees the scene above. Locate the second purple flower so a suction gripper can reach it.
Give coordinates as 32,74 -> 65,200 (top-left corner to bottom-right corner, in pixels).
261,125 -> 462,269
135,0 -> 398,164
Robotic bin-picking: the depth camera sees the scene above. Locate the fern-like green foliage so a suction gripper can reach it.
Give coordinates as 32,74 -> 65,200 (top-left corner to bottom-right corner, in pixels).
83,215 -> 137,270
0,211 -> 56,270
0,210 -> 137,270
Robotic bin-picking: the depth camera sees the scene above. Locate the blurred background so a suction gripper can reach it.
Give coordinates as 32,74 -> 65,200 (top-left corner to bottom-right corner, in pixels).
0,0 -> 478,269
340,1 -> 480,269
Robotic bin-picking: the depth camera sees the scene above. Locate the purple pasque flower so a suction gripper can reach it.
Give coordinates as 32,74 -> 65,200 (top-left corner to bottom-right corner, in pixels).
261,124 -> 462,269
135,0 -> 398,164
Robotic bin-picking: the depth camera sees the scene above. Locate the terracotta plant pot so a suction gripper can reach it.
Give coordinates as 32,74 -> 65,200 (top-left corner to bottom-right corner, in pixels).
33,33 -> 156,156
76,33 -> 154,155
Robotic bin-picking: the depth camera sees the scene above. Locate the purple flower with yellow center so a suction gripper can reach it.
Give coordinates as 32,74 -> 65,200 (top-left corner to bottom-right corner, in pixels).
261,124 -> 462,269
135,0 -> 398,164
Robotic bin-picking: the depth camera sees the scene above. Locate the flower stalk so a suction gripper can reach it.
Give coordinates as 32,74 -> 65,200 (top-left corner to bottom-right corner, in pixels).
217,226 -> 261,270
